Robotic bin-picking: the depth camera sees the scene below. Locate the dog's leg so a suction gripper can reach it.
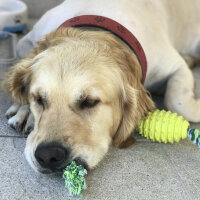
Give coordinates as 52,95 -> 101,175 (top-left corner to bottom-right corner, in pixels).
6,104 -> 34,134
164,61 -> 200,122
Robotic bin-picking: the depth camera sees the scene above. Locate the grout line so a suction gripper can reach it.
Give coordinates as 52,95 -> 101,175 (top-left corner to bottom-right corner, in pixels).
0,135 -> 27,138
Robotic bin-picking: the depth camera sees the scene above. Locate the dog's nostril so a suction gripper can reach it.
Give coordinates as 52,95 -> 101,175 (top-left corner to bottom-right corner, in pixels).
35,142 -> 70,170
51,158 -> 57,162
38,157 -> 45,164
50,156 -> 63,163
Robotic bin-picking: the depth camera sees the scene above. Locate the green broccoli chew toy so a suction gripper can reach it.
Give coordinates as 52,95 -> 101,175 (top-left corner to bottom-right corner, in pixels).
63,161 -> 87,196
138,109 -> 200,149
63,109 -> 200,197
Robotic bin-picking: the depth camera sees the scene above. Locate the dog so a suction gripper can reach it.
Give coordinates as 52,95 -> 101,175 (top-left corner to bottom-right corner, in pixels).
2,0 -> 200,174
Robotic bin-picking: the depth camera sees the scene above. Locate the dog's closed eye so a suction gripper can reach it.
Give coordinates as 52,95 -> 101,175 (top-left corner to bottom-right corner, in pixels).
80,98 -> 100,109
33,95 -> 46,109
36,96 -> 44,107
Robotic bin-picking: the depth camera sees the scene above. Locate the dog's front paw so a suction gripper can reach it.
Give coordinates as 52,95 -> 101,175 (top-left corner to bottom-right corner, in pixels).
5,102 -> 20,119
6,104 -> 34,134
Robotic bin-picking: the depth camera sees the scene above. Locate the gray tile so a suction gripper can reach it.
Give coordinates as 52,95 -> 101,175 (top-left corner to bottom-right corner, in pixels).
0,137 -> 74,200
85,143 -> 190,200
0,136 -> 191,200
162,141 -> 200,200
0,85 -> 16,136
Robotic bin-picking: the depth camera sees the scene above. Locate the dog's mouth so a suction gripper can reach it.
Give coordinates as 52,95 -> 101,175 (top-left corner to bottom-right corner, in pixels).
37,157 -> 89,174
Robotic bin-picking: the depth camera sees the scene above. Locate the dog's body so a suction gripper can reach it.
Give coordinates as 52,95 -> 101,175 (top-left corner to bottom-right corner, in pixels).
3,0 -> 200,173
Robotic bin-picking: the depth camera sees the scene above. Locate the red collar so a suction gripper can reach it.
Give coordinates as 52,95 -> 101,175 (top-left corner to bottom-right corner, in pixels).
59,15 -> 147,84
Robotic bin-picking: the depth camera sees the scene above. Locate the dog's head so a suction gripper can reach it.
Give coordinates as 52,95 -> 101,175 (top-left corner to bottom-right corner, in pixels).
3,28 -> 154,173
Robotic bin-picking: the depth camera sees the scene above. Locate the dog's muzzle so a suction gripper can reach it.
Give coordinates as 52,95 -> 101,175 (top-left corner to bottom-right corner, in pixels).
34,141 -> 88,173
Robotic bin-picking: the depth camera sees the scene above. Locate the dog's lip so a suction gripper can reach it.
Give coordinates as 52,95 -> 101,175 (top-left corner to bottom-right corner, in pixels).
38,168 -> 54,174
38,167 -> 64,174
37,157 -> 88,174
73,157 -> 89,171
61,157 -> 89,171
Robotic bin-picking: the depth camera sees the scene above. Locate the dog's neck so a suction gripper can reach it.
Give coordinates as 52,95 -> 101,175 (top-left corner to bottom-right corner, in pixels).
59,15 -> 147,84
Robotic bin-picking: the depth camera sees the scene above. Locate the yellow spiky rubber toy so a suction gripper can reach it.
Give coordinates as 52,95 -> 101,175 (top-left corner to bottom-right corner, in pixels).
138,109 -> 200,149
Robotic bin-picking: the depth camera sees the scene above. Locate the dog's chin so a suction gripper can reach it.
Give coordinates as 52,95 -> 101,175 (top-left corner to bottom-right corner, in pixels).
24,146 -> 39,173
28,161 -> 65,174
37,168 -> 62,174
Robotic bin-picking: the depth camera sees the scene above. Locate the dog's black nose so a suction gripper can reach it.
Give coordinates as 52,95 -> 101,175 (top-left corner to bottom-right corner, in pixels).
35,142 -> 70,170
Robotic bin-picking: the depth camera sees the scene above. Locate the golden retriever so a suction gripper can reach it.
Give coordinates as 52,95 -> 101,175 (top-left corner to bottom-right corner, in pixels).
2,0 -> 200,173
3,27 -> 154,172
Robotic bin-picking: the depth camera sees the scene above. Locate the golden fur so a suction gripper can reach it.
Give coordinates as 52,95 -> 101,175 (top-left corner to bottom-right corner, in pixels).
3,27 -> 154,169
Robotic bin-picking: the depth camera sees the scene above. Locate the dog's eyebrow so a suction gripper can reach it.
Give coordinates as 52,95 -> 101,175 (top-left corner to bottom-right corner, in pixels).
74,93 -> 86,104
77,92 -> 98,102
78,93 -> 87,101
71,88 -> 101,106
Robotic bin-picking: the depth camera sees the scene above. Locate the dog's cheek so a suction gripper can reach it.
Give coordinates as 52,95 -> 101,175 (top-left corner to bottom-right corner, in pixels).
72,140 -> 110,169
24,131 -> 39,172
69,123 -> 112,168
84,109 -> 113,168
29,101 -> 43,130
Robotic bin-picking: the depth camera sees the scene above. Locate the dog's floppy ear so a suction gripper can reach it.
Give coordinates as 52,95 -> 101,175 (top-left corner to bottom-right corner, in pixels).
113,84 -> 154,148
2,58 -> 33,104
112,46 -> 155,148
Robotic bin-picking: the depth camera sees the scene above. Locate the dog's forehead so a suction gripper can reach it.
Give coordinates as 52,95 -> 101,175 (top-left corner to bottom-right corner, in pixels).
30,44 -> 124,101
30,61 -> 105,100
